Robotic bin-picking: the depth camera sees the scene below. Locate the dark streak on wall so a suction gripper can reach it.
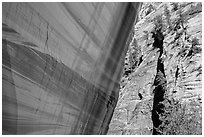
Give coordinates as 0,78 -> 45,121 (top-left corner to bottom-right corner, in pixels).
151,30 -> 166,135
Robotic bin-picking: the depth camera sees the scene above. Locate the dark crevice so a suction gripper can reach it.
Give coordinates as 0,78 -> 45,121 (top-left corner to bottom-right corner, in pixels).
151,30 -> 167,135
45,24 -> 49,48
138,55 -> 143,66
175,66 -> 179,85
138,93 -> 143,100
188,10 -> 202,16
151,29 -> 164,57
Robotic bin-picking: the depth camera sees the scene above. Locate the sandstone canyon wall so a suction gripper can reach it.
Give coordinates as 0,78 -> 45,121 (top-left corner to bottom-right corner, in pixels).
2,2 -> 141,134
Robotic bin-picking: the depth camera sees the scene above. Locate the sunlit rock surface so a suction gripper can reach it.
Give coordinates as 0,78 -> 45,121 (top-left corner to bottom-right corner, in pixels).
2,2 -> 141,134
108,2 -> 202,135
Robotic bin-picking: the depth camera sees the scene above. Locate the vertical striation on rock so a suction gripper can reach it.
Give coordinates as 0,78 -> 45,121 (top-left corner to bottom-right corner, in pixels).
2,2 -> 140,134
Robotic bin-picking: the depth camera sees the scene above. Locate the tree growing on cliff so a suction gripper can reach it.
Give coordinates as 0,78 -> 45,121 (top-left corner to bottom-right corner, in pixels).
164,4 -> 173,32
171,2 -> 179,12
153,15 -> 164,32
157,97 -> 202,135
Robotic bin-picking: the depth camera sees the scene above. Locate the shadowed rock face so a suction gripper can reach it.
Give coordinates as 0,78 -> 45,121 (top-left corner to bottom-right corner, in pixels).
2,2 -> 141,135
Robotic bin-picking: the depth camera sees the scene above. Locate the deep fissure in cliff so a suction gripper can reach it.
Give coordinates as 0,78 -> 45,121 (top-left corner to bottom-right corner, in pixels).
151,29 -> 167,135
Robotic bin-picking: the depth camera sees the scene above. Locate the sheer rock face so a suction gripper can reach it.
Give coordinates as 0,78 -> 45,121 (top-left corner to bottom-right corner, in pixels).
108,47 -> 160,134
2,3 -> 141,135
108,2 -> 202,135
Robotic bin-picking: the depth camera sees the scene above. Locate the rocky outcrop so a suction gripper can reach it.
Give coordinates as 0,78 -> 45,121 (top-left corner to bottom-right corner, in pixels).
108,2 -> 202,135
2,3 -> 141,134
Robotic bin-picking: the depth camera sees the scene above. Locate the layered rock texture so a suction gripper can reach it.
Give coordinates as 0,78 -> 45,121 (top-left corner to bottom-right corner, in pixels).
2,2 -> 141,134
108,2 -> 202,135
